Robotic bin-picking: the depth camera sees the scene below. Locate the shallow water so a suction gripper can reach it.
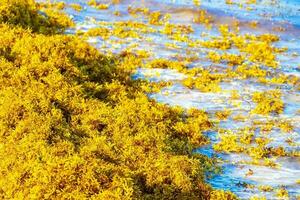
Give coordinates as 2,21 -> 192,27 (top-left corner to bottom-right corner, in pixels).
49,0 -> 300,199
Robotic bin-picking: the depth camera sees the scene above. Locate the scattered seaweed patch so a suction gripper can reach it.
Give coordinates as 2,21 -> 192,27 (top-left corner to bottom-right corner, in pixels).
235,64 -> 267,78
193,9 -> 214,27
215,109 -> 232,121
213,131 -> 244,153
276,188 -> 289,199
208,52 -> 245,66
128,6 -> 149,16
84,27 -> 110,38
209,190 -> 238,200
162,23 -> 194,36
70,3 -> 82,12
145,59 -> 187,72
182,71 -> 222,93
251,90 -> 284,115
88,1 -> 109,10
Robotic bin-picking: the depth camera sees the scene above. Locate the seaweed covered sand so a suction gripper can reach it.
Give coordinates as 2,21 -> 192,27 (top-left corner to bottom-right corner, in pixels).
0,0 -> 236,199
